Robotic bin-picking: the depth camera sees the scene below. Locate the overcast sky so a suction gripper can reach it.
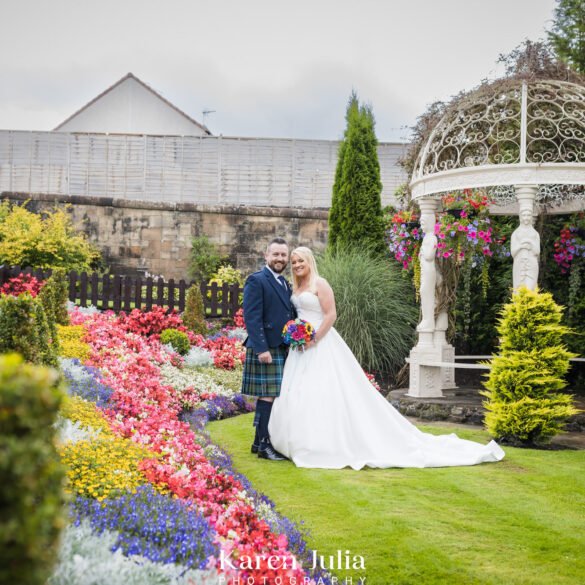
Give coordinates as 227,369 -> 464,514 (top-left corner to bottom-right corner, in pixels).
0,0 -> 557,142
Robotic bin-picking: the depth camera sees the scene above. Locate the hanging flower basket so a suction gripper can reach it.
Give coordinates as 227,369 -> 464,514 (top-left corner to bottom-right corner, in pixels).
386,209 -> 422,271
553,213 -> 585,274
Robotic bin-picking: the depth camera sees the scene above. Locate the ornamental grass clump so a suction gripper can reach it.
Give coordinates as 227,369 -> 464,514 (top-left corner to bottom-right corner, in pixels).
482,286 -> 580,446
318,247 -> 417,373
0,353 -> 66,585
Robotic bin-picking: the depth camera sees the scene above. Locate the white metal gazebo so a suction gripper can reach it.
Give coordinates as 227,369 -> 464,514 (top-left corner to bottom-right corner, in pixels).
407,78 -> 585,398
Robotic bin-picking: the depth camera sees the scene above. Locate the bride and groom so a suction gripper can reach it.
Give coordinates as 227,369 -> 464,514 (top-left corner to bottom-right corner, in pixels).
241,238 -> 504,469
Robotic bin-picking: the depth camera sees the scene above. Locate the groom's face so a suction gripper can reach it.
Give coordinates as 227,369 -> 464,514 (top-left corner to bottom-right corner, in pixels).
265,243 -> 289,274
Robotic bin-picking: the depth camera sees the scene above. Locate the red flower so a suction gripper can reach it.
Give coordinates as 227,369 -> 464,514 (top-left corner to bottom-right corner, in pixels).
0,273 -> 45,297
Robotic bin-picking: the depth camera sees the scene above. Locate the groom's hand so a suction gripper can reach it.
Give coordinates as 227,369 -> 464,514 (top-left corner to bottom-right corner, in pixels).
258,351 -> 273,364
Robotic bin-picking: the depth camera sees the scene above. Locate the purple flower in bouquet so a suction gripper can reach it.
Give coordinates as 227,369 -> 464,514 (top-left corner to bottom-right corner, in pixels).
282,318 -> 315,349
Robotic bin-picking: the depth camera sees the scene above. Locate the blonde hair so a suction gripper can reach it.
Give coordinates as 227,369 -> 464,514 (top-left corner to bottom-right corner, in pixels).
291,247 -> 319,293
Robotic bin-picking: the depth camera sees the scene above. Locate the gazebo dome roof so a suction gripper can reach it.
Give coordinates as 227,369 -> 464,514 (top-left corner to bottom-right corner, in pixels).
410,78 -> 585,206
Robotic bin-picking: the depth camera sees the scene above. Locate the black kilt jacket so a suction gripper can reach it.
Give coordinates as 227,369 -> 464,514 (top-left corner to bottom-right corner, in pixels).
242,266 -> 295,354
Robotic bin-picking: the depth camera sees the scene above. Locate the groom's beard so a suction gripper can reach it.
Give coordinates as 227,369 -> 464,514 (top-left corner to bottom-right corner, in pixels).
268,261 -> 287,273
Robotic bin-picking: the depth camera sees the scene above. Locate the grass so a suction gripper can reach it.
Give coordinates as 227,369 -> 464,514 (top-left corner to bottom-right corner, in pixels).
208,413 -> 585,585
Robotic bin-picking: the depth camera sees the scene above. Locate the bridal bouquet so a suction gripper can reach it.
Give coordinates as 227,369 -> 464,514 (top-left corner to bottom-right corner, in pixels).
282,318 -> 315,349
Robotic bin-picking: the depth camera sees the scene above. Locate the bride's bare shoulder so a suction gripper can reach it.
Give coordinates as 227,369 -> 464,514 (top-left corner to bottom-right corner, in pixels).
315,277 -> 333,292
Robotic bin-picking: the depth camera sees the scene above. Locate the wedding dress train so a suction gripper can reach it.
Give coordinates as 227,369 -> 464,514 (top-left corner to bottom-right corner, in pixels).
269,292 -> 504,470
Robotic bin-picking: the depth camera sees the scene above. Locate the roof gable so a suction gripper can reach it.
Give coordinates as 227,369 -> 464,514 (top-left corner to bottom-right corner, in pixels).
54,73 -> 211,136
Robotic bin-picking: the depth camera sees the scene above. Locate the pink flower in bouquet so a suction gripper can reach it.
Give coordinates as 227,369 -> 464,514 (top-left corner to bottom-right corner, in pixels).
282,319 -> 315,348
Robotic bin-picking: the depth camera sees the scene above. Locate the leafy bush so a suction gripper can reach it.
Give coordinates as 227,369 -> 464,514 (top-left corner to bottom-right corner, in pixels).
39,268 -> 70,326
160,328 -> 191,355
208,264 -> 244,303
317,247 -> 417,374
482,287 -> 579,445
0,353 -> 66,585
0,200 -> 101,271
0,292 -> 59,366
188,235 -> 223,282
182,284 -> 208,335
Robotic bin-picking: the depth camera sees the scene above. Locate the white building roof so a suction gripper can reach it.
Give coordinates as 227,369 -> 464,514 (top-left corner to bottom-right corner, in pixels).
54,73 -> 211,136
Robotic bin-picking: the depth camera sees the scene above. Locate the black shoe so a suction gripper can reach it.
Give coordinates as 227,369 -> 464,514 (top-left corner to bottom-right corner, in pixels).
251,443 -> 259,454
258,444 -> 286,461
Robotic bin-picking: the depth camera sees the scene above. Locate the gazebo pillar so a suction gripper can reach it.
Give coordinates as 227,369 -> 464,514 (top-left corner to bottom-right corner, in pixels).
512,185 -> 540,291
407,197 -> 443,397
435,310 -> 457,390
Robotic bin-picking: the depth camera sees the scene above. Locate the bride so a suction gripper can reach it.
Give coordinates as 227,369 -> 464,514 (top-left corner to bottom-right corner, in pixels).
268,247 -> 505,470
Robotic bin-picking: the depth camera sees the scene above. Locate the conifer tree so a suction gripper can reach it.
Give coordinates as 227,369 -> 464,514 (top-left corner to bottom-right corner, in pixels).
482,287 -> 579,445
548,0 -> 585,73
328,92 -> 386,255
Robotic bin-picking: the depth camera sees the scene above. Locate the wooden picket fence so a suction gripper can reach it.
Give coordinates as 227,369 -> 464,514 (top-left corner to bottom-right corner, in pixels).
0,265 -> 243,317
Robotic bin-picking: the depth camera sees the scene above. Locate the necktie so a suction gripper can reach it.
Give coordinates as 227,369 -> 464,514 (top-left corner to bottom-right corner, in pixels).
277,275 -> 287,289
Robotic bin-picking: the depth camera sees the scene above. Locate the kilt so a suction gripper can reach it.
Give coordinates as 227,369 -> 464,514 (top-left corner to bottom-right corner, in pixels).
240,345 -> 289,397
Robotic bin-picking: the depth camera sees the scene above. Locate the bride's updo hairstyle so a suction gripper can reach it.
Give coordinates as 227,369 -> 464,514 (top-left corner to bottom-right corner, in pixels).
291,247 -> 319,293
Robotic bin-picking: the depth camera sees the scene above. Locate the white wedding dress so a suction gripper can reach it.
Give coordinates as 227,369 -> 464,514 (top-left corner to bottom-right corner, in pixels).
269,292 -> 505,470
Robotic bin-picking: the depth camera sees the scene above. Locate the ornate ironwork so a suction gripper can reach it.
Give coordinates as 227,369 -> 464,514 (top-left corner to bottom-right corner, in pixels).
413,79 -> 585,178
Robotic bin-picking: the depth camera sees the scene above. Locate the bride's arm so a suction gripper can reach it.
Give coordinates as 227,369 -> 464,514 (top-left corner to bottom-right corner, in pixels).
314,277 -> 336,343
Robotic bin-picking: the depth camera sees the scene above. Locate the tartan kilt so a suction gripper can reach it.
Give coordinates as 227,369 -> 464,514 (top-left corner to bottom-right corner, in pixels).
240,345 -> 289,397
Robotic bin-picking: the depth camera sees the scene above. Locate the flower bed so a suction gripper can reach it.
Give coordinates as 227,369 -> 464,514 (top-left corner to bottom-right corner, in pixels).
52,306 -> 331,584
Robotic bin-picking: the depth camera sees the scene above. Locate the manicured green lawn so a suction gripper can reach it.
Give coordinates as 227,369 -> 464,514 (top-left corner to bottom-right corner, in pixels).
208,413 -> 585,585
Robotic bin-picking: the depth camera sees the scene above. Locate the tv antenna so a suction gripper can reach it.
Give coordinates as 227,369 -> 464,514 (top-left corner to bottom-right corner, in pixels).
202,109 -> 216,125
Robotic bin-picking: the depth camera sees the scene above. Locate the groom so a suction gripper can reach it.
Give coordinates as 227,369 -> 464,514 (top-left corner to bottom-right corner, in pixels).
241,237 -> 295,461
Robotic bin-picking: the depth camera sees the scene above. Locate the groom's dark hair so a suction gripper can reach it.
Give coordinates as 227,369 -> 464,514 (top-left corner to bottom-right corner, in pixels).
267,237 -> 288,250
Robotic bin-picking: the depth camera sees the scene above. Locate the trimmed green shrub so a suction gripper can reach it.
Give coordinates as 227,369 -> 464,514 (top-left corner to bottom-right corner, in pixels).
0,353 -> 66,585
160,328 -> 191,355
182,284 -> 208,335
39,268 -> 70,326
482,287 -> 579,445
0,200 -> 101,271
0,292 -> 59,367
317,247 -> 417,374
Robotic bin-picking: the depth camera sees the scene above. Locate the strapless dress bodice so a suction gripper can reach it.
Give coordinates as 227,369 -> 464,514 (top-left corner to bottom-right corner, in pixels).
292,291 -> 324,328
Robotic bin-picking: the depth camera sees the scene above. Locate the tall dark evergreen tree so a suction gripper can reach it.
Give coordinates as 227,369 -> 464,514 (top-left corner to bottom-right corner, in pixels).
328,92 -> 385,255
328,93 -> 357,251
548,0 -> 585,73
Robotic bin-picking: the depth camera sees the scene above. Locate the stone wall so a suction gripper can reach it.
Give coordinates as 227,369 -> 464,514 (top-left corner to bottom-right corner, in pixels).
3,192 -> 329,279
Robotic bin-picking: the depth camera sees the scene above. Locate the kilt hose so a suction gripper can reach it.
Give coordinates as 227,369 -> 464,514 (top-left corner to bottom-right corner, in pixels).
240,344 -> 289,398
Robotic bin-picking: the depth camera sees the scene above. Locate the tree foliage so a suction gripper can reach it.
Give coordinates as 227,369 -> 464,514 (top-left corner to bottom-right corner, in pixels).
482,287 -> 579,445
548,0 -> 585,73
0,201 -> 101,271
0,353 -> 65,585
328,92 -> 386,255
